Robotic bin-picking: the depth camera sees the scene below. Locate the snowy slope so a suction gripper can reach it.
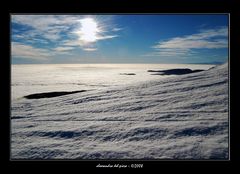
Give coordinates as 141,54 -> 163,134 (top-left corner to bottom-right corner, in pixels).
11,63 -> 228,159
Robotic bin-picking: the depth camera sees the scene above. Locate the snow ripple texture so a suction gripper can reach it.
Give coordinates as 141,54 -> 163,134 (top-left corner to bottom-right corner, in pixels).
11,63 -> 228,159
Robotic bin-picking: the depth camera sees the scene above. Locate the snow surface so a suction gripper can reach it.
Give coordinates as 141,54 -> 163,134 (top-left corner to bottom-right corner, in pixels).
11,63 -> 228,159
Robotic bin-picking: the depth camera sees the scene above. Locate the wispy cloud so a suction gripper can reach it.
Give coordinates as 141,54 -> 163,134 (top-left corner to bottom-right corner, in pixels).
61,40 -> 99,51
144,48 -> 195,57
12,42 -> 76,60
98,35 -> 118,40
11,42 -> 52,59
145,26 -> 228,57
112,27 -> 123,32
62,40 -> 80,47
82,48 -> 97,51
11,15 -> 121,53
53,46 -> 75,52
12,15 -> 75,42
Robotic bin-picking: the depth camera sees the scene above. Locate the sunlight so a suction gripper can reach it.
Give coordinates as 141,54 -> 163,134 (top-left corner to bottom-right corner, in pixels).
78,18 -> 99,43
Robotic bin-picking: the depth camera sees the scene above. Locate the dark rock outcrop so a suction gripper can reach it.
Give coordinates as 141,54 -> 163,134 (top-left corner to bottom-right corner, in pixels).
148,69 -> 204,75
119,73 -> 136,75
24,90 -> 87,99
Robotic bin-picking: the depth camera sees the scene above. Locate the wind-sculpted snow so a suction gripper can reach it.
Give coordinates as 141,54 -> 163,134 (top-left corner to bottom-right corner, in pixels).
11,63 -> 228,159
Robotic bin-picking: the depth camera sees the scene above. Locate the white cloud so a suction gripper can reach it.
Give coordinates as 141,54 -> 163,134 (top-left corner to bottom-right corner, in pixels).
82,48 -> 97,51
13,35 -> 24,39
62,40 -> 80,47
53,46 -> 75,52
11,15 -> 82,42
112,27 -> 123,32
11,42 -> 52,59
146,26 -> 228,57
143,48 -> 194,57
11,42 -> 77,59
97,35 -> 118,40
12,15 -> 77,31
29,38 -> 49,44
62,40 -> 98,52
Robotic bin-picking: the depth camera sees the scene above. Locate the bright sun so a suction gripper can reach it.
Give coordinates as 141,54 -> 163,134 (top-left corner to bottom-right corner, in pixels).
78,18 -> 99,43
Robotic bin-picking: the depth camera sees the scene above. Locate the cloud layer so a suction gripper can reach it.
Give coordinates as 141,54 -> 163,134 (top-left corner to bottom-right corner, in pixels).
145,26 -> 228,57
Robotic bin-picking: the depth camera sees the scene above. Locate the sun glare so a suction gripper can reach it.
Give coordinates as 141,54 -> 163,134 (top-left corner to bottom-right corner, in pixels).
78,18 -> 99,43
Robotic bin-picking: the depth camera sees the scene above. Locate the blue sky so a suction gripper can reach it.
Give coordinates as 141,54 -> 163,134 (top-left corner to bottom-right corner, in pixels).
11,14 -> 228,64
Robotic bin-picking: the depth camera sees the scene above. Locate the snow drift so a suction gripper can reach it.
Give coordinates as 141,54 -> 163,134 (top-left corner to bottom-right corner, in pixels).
11,63 -> 228,159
